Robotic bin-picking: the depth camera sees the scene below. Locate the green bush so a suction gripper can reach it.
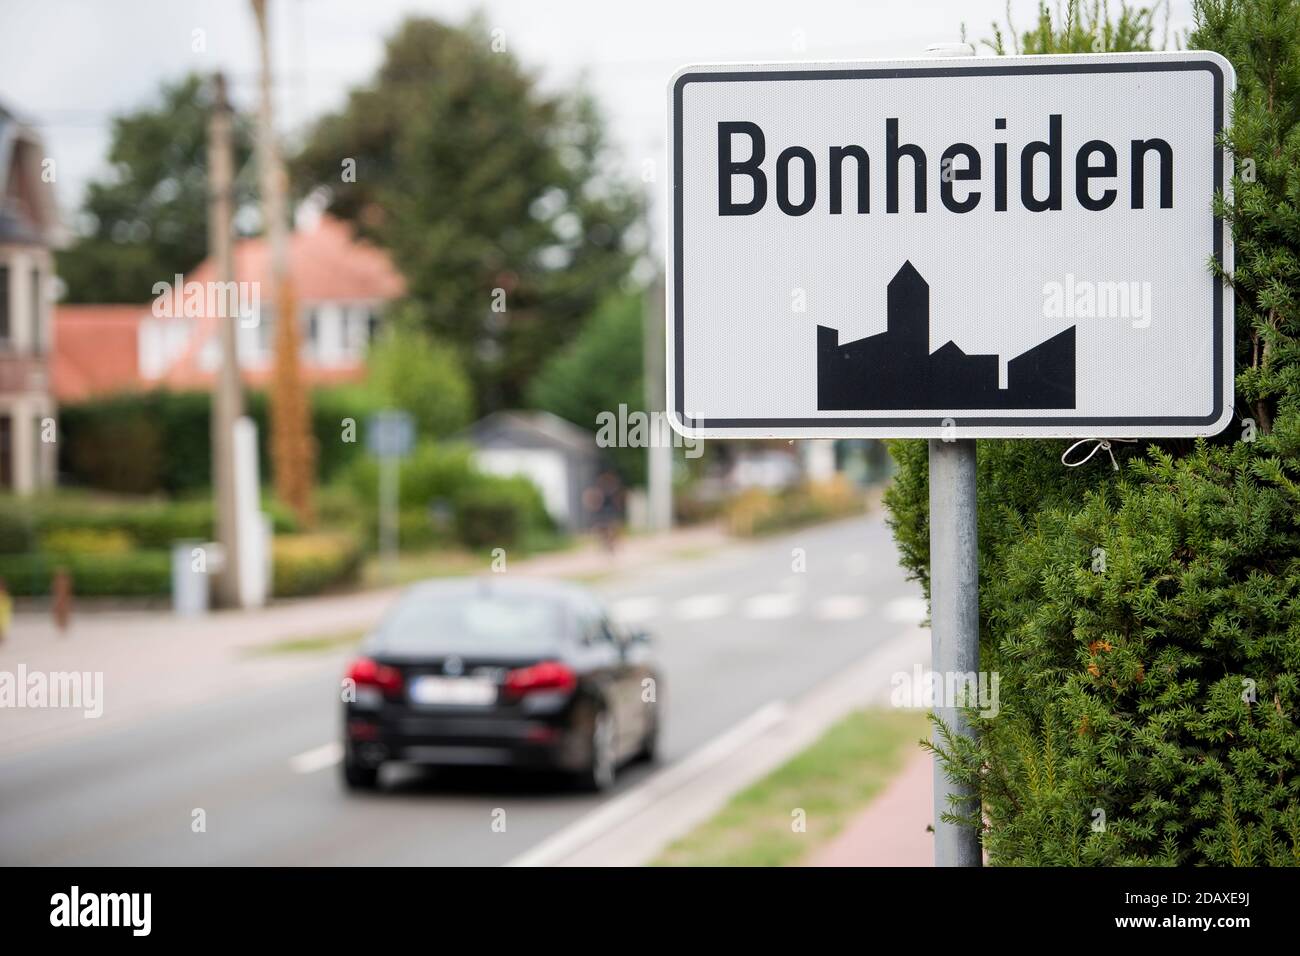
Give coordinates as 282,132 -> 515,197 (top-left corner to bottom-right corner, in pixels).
885,0 -> 1300,866
725,478 -> 866,537
58,387 -> 382,494
40,528 -> 134,556
0,495 -> 297,553
345,441 -> 477,508
0,532 -> 362,600
453,474 -> 551,550
366,321 -> 475,439
0,551 -> 171,597
271,532 -> 363,597
343,440 -> 552,551
527,292 -> 646,483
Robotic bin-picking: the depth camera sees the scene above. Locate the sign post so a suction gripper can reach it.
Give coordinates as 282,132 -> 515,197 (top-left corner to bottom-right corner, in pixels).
925,41 -> 982,870
368,410 -> 415,585
667,51 -> 1234,865
927,434 -> 982,866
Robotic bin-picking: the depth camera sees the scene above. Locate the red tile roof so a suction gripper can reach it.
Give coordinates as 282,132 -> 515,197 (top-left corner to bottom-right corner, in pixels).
52,304 -> 149,401
53,215 -> 402,400
178,213 -> 405,307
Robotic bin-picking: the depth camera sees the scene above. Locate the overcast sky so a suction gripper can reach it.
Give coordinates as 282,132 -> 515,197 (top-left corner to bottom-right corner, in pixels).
0,0 -> 1196,236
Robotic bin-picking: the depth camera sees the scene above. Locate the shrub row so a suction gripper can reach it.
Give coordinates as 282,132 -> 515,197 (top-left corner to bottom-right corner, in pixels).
0,496 -> 297,554
58,387 -> 384,495
725,478 -> 867,537
342,441 -> 553,551
0,532 -> 362,599
271,533 -> 364,597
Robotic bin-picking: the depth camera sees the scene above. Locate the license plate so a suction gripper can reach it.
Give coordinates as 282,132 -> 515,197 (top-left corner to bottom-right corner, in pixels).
408,676 -> 497,706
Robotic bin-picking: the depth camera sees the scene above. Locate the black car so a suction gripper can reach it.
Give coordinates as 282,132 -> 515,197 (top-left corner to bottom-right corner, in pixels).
340,578 -> 660,791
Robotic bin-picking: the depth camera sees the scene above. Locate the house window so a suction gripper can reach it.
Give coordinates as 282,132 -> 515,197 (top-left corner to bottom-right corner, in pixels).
0,415 -> 12,490
256,307 -> 275,357
0,265 -> 10,348
304,308 -> 319,360
30,268 -> 41,354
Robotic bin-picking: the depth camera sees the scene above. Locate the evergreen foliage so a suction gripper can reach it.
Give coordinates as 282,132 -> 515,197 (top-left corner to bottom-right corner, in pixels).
886,0 -> 1300,864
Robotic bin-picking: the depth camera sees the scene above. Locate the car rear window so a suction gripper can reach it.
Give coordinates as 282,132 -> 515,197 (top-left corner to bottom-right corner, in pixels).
374,591 -> 567,655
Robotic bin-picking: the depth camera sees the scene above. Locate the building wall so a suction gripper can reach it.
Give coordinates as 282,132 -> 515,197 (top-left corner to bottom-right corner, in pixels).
0,243 -> 54,494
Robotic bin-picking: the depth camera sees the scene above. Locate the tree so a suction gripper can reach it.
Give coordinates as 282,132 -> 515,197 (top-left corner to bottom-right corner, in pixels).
527,292 -> 644,482
888,0 -> 1300,865
57,74 -> 254,303
366,315 -> 475,439
293,15 -> 644,410
973,0 -> 1168,55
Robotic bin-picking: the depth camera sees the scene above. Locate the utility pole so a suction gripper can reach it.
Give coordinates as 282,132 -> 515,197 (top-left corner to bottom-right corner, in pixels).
208,71 -> 243,607
252,0 -> 315,526
643,272 -> 673,531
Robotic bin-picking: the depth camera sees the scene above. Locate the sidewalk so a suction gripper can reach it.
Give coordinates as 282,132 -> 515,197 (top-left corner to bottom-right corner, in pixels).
0,522 -> 730,758
802,748 -> 934,866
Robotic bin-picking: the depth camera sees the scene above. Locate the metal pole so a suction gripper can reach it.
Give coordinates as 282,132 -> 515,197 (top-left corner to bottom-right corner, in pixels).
928,437 -> 982,867
644,274 -> 673,532
379,455 -> 399,585
921,39 -> 982,869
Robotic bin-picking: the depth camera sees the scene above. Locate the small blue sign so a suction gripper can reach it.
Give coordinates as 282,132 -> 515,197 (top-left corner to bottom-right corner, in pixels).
367,410 -> 415,459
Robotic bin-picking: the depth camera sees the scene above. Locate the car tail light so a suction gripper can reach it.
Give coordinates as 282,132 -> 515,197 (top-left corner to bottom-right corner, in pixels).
503,661 -> 576,697
347,657 -> 403,696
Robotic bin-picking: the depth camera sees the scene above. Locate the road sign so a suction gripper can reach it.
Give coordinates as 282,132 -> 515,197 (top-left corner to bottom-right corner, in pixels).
667,52 -> 1235,439
367,410 -> 414,459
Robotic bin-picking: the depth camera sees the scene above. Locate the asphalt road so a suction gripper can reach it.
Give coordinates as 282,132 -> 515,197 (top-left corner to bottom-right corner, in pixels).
0,514 -> 923,865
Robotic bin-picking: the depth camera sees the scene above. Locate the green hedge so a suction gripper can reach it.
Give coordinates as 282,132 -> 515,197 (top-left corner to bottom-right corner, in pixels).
0,532 -> 362,599
0,551 -> 171,597
454,475 -> 552,550
271,533 -> 364,597
58,387 -> 383,495
0,496 -> 297,554
344,442 -> 552,551
883,0 -> 1300,867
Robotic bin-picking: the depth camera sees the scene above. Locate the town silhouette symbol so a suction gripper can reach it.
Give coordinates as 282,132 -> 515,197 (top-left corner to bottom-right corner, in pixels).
816,261 -> 1076,410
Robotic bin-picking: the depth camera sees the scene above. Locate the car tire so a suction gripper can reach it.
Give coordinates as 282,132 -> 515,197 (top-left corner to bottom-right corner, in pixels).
341,754 -> 380,791
576,707 -> 617,792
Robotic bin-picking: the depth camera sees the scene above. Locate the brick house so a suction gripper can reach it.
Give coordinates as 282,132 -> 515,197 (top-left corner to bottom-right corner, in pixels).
0,102 -> 57,493
53,212 -> 405,400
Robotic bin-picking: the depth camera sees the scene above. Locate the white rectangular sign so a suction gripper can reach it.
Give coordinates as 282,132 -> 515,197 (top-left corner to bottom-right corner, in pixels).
667,52 -> 1234,439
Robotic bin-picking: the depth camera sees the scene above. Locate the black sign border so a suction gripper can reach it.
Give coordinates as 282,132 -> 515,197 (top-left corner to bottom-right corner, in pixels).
671,58 -> 1227,432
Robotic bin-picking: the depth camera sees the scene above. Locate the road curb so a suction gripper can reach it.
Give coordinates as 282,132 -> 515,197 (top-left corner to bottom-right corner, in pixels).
506,623 -> 929,867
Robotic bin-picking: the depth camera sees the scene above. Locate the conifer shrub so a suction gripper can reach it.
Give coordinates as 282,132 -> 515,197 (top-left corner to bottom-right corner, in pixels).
884,0 -> 1300,864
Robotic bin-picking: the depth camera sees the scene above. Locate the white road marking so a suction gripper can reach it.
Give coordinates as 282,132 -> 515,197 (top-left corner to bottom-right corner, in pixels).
506,700 -> 789,867
674,594 -> 730,621
884,596 -> 929,625
289,742 -> 343,774
742,592 -> 800,620
816,595 -> 870,621
611,596 -> 660,624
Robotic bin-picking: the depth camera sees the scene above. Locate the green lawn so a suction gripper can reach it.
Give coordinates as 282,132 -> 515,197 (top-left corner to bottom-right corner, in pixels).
652,708 -> 929,867
243,629 -> 365,656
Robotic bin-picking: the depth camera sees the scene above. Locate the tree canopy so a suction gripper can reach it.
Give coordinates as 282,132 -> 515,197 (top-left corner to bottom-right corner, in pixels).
292,15 -> 645,411
57,73 -> 255,304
